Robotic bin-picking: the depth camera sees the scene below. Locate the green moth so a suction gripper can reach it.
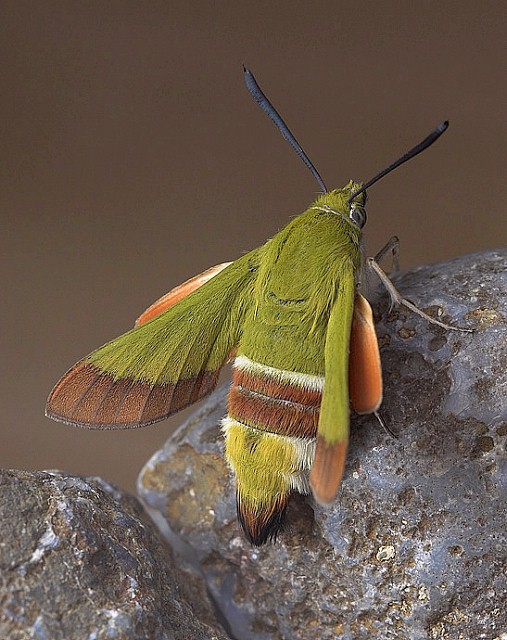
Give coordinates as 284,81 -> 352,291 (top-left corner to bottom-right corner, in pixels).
47,68 -> 458,545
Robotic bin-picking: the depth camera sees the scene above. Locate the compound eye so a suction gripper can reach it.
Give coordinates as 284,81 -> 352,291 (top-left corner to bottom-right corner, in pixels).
350,206 -> 367,228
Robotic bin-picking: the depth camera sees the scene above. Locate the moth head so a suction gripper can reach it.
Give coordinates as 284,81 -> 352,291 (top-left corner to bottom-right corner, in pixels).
345,180 -> 367,229
315,181 -> 367,229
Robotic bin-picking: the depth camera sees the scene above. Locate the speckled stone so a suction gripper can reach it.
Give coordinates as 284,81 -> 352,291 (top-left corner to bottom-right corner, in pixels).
138,249 -> 507,640
0,469 -> 228,640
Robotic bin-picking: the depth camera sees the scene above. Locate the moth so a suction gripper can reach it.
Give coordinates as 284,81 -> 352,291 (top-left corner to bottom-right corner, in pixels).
46,68 -> 458,545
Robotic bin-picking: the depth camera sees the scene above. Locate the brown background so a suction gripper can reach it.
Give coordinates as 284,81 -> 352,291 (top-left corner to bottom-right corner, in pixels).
2,2 -> 506,493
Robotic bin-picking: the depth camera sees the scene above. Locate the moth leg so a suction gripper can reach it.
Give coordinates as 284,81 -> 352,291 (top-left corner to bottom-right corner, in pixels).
367,257 -> 472,332
374,411 -> 398,439
374,235 -> 400,273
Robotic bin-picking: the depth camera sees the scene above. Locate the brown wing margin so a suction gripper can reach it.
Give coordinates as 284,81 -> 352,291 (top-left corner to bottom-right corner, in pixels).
46,361 -> 221,429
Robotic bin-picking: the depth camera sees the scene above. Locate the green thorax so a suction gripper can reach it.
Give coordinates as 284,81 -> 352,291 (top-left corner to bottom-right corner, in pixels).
238,181 -> 365,375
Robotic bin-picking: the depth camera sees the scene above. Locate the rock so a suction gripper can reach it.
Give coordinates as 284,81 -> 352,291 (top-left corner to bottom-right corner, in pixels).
0,469 -> 229,640
138,249 -> 507,640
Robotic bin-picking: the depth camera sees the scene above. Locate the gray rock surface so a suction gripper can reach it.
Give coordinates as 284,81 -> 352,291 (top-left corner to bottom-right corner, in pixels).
0,469 -> 228,640
138,249 -> 507,640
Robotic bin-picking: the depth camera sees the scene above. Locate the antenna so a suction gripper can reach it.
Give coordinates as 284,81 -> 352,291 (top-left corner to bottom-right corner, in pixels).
347,121 -> 449,204
244,66 -> 327,193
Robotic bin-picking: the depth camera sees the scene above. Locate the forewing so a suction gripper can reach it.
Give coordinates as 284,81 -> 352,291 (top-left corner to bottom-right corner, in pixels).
310,268 -> 355,505
46,251 -> 259,429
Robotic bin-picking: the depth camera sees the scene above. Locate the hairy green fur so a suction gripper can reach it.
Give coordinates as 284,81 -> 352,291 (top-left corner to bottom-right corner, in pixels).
87,250 -> 260,383
319,269 -> 356,443
241,182 -> 363,375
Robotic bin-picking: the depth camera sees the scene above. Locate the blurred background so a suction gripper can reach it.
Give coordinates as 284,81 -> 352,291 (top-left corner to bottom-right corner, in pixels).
2,2 -> 505,493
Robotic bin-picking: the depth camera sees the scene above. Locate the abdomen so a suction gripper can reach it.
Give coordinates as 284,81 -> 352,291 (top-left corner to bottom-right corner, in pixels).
222,333 -> 325,544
